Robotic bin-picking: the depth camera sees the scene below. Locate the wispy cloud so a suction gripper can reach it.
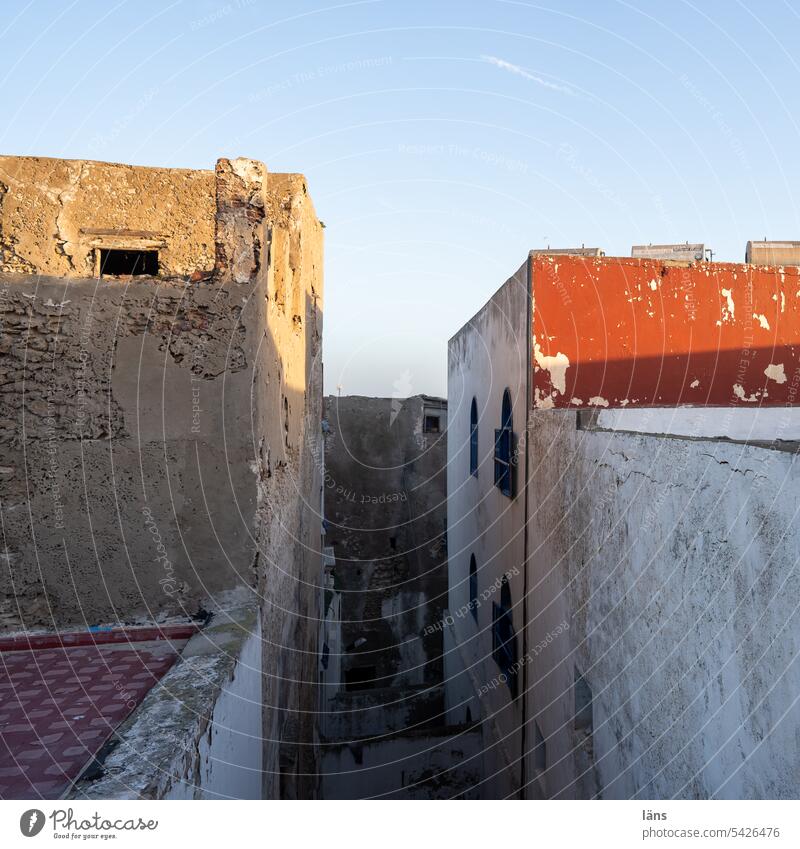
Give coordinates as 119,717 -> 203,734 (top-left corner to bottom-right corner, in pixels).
481,55 -> 575,96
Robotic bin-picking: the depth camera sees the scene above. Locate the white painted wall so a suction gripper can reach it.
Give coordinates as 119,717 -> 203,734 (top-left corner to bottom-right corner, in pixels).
446,262 -> 529,797
526,410 -> 800,799
597,407 -> 800,443
167,616 -> 263,800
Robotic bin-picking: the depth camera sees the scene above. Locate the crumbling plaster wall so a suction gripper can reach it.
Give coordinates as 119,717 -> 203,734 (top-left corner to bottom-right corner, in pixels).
0,271 -> 258,627
0,155 -> 323,631
322,395 -> 448,695
1,154 -> 325,799
254,170 -> 324,800
526,410 -> 800,799
0,156 -> 216,278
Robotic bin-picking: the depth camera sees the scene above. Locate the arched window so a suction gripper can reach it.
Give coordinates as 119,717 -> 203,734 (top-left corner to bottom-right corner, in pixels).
502,389 -> 513,431
492,573 -> 519,698
469,397 -> 478,476
469,554 -> 478,621
494,389 -> 514,497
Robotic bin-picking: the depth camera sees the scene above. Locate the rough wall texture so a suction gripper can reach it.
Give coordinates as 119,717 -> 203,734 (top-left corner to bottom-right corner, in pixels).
526,410 -> 800,799
320,727 -> 483,799
0,155 -> 324,798
445,265 -> 529,799
318,395 -> 452,797
531,254 -> 800,409
0,272 -> 257,627
0,156 -> 215,278
254,170 -> 324,800
322,395 -> 448,693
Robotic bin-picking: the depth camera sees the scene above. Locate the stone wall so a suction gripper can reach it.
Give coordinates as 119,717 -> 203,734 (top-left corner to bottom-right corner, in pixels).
322,395 -> 448,694
318,394 -> 452,797
0,155 -> 324,798
0,156 -> 215,278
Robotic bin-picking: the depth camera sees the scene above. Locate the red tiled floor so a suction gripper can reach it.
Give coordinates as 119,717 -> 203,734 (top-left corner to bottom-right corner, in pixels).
0,628 -> 194,799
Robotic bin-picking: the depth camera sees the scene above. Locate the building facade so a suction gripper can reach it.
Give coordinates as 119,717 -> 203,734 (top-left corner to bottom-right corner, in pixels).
318,394 -> 482,798
0,155 -> 324,798
447,252 -> 800,799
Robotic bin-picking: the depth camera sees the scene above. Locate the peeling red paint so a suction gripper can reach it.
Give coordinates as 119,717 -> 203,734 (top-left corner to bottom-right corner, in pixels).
531,255 -> 800,408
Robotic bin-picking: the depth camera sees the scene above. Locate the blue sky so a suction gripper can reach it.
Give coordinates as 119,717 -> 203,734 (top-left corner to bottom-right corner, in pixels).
2,0 -> 799,396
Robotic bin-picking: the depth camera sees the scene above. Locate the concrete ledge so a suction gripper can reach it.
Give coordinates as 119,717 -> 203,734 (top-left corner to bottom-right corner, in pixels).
69,602 -> 262,800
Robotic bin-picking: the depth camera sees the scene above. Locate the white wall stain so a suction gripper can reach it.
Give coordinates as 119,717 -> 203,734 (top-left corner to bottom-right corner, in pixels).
733,384 -> 759,402
764,363 -> 787,384
534,341 -> 570,395
721,288 -> 736,322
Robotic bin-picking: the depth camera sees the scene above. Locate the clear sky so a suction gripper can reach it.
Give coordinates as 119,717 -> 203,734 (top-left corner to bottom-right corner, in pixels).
2,1 -> 799,396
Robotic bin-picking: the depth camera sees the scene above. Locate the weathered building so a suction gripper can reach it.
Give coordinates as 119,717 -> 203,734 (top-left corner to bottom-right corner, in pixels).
0,155 -> 324,798
446,252 -> 800,799
318,394 -> 481,798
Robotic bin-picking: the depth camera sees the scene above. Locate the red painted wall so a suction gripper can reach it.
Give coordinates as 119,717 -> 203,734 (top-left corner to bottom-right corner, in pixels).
531,255 -> 800,409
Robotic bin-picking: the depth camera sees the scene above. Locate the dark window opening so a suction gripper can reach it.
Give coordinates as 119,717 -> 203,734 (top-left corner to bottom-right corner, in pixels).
534,722 -> 547,771
469,554 -> 478,621
389,536 -> 397,550
344,665 -> 377,691
424,414 -> 440,433
574,667 -> 593,733
492,574 -> 518,698
99,248 -> 158,278
469,397 -> 479,476
494,389 -> 515,497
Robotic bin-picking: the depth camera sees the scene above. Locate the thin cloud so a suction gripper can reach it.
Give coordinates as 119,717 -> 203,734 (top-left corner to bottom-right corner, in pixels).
481,55 -> 576,95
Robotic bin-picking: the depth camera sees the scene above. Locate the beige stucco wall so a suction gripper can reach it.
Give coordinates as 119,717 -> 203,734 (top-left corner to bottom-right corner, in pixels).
0,156 -> 325,797
0,156 -> 216,277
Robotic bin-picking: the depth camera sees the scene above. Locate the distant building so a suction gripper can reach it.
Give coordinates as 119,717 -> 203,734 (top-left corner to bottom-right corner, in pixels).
746,240 -> 800,265
530,246 -> 604,257
632,242 -> 706,262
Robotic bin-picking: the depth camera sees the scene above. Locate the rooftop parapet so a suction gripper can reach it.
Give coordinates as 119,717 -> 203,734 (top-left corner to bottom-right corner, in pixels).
531,254 -> 800,410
